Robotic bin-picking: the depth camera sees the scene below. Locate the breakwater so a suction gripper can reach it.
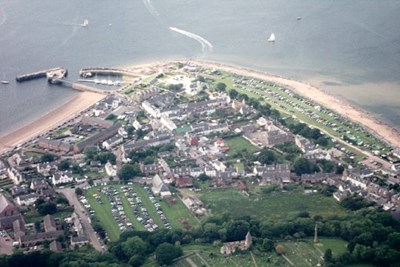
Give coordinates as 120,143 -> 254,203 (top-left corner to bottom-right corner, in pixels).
16,67 -> 67,82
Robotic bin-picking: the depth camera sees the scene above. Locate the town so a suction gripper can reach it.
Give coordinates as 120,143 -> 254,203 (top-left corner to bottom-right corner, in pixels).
0,61 -> 400,263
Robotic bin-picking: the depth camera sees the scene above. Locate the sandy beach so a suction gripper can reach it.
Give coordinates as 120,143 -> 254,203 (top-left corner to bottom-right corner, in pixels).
180,60 -> 400,148
0,91 -> 105,154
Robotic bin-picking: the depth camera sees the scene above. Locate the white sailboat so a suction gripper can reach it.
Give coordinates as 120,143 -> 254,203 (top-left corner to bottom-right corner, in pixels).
267,33 -> 276,42
82,19 -> 89,27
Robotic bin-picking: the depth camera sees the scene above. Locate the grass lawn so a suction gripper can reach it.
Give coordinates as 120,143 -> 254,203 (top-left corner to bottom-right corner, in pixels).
86,187 -> 120,241
316,237 -> 348,256
158,196 -> 200,230
224,136 -> 259,157
199,186 -> 348,220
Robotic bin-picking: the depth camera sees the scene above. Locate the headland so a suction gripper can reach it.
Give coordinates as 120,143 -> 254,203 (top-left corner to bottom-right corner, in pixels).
0,60 -> 399,156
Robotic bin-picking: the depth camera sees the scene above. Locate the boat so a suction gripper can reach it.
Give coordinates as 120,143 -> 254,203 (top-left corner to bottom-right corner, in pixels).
1,80 -> 9,84
82,19 -> 89,27
267,33 -> 276,42
297,17 -> 302,20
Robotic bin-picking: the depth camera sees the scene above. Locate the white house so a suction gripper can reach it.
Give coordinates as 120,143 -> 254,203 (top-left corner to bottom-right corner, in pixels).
105,162 -> 117,177
16,193 -> 39,206
152,175 -> 171,198
7,168 -> 24,185
52,172 -> 74,186
102,135 -> 123,150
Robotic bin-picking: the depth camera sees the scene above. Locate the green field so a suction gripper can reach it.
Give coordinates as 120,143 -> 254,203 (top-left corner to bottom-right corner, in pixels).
316,237 -> 348,256
199,186 -> 348,220
85,183 -> 199,241
224,136 -> 259,157
86,187 -> 121,241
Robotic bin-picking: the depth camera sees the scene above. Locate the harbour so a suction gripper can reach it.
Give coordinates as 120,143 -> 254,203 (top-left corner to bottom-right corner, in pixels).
15,67 -> 67,83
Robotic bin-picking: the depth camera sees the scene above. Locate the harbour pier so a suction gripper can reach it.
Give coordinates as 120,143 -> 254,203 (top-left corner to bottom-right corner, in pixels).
54,79 -> 109,95
16,67 -> 67,82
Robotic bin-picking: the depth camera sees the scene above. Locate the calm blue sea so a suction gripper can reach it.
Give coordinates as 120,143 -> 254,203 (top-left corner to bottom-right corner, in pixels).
0,0 -> 399,135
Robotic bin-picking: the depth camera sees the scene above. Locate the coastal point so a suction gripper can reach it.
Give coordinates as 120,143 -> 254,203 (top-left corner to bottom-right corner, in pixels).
1,61 -> 400,266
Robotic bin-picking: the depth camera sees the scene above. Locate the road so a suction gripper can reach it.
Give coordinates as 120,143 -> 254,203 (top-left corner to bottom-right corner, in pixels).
58,188 -> 105,252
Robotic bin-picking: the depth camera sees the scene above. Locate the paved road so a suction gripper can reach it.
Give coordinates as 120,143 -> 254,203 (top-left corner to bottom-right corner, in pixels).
58,188 -> 105,252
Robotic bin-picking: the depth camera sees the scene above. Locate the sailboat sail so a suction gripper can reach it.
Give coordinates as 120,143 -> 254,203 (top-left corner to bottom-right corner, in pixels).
268,33 -> 275,42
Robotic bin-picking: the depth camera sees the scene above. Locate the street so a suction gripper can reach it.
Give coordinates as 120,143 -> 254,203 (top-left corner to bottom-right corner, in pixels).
58,188 -> 105,252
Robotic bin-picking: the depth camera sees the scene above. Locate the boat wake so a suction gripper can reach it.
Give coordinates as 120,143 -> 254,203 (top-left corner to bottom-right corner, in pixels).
143,0 -> 159,17
169,27 -> 213,53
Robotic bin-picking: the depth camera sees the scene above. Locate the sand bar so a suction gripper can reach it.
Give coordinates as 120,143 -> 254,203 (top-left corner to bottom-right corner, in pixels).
0,91 -> 105,154
183,60 -> 400,148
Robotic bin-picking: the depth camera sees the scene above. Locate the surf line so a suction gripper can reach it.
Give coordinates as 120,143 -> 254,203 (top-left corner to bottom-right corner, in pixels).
170,27 -> 213,53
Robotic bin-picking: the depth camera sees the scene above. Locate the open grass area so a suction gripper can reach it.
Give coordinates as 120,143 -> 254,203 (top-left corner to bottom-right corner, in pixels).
224,136 -> 259,157
86,183 -> 199,241
199,186 -> 348,220
316,237 -> 348,256
86,187 -> 120,241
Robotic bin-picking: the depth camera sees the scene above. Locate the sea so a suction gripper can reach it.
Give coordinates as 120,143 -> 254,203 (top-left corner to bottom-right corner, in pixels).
0,0 -> 400,137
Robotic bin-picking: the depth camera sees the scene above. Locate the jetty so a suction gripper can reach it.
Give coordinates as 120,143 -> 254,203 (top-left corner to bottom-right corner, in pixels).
79,67 -> 140,78
16,67 -> 67,82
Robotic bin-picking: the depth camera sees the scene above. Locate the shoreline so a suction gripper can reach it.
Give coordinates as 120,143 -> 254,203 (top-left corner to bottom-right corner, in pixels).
1,59 -> 399,156
0,91 -> 105,154
184,59 -> 400,148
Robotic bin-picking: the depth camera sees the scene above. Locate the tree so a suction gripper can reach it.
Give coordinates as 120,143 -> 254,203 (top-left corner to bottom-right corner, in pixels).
324,248 -> 333,263
293,158 -> 318,176
229,89 -> 239,99
122,236 -> 147,259
275,244 -> 285,255
75,188 -> 83,196
198,173 -> 211,182
258,148 -> 277,165
37,202 -> 57,215
41,153 -> 55,163
84,146 -> 98,161
262,238 -> 275,252
119,164 -> 140,181
106,113 -> 117,121
155,243 -> 183,266
97,152 -> 116,164
57,159 -> 70,171
226,220 -> 250,242
216,82 -> 226,92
